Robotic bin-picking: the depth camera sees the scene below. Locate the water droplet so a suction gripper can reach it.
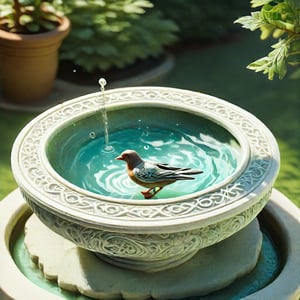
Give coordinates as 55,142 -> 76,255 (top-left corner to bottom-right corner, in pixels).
137,120 -> 142,130
89,131 -> 96,139
142,126 -> 150,137
98,78 -> 107,88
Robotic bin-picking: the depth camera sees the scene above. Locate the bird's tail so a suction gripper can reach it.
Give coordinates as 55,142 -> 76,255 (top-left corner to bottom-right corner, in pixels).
178,169 -> 203,175
174,175 -> 197,180
157,163 -> 203,175
174,169 -> 203,181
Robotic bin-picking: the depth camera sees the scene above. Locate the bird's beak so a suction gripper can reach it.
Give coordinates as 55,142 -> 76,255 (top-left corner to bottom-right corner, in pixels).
115,155 -> 123,160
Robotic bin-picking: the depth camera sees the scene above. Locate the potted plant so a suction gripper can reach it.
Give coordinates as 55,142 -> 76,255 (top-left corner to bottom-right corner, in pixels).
0,0 -> 70,104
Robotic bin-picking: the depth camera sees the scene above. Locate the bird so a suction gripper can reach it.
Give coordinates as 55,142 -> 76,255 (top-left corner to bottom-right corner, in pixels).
116,149 -> 203,199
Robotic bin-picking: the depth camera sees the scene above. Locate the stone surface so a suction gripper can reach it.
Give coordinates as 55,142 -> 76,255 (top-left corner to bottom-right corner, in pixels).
24,214 -> 262,300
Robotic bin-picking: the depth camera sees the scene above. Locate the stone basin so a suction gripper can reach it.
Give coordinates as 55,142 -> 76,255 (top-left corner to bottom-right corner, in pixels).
11,87 -> 280,272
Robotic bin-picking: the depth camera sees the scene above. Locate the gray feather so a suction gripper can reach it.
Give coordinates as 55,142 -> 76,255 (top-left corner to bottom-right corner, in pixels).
134,161 -> 202,183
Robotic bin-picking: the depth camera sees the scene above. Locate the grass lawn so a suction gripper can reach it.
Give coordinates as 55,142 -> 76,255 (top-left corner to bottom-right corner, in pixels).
0,31 -> 299,206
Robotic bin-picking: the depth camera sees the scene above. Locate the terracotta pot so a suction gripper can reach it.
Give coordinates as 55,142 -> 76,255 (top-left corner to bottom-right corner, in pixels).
0,17 -> 70,104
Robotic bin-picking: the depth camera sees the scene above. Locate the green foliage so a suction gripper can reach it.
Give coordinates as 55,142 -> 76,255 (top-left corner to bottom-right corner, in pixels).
0,0 -> 64,33
152,0 -> 249,41
235,0 -> 300,79
59,0 -> 178,72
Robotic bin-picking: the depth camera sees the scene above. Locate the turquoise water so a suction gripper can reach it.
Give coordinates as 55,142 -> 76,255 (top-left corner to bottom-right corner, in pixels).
63,126 -> 240,199
12,225 -> 280,300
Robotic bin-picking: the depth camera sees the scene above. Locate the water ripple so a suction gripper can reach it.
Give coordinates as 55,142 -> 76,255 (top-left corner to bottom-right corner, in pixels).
66,127 -> 240,199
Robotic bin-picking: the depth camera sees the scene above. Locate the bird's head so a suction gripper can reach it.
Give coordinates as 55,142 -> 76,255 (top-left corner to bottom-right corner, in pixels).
116,150 -> 143,169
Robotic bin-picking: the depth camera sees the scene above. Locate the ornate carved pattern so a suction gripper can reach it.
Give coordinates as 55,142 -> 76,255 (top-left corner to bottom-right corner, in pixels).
22,188 -> 271,260
15,88 -> 279,227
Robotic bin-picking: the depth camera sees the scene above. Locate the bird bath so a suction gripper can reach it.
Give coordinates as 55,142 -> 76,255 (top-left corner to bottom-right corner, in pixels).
4,87 -> 298,299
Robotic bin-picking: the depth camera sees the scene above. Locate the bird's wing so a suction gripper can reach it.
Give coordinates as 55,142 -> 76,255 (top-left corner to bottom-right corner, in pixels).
133,162 -> 196,183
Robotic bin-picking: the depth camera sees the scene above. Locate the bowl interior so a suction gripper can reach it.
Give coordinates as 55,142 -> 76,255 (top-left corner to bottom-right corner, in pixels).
46,106 -> 243,200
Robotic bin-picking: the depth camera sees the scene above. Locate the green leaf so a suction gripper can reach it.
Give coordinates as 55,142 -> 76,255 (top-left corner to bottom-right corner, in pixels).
42,12 -> 60,23
74,28 -> 94,39
273,28 -> 285,38
260,24 -> 275,39
95,43 -> 118,56
247,57 -> 269,72
19,14 -> 33,25
260,2 -> 299,33
234,12 -> 266,31
26,22 -> 40,32
247,39 -> 289,79
251,0 -> 273,8
40,20 -> 56,31
0,6 -> 14,18
19,0 -> 35,5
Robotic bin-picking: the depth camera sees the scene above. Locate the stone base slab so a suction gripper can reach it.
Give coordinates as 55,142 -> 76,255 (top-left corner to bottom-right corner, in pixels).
24,214 -> 262,300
